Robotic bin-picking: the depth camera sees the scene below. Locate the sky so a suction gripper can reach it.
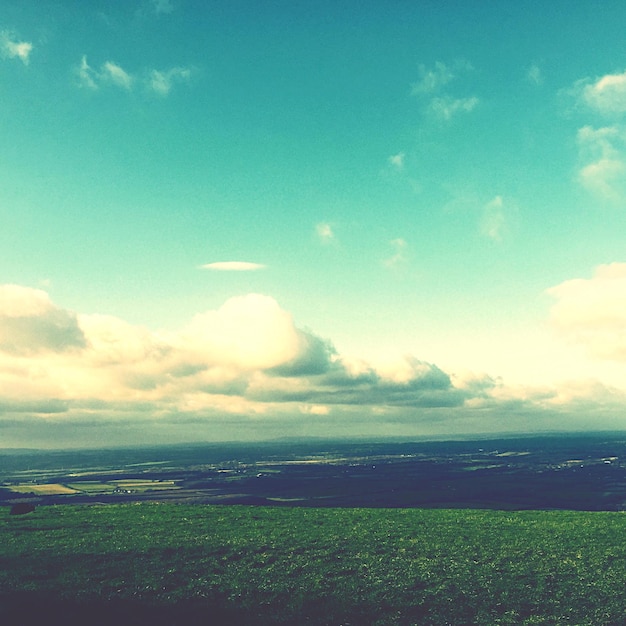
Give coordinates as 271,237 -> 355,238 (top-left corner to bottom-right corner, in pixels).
2,0 -> 626,448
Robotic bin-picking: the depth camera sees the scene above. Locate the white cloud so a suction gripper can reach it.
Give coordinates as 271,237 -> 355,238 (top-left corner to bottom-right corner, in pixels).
102,61 -> 133,89
315,222 -> 334,244
77,56 -> 133,90
0,31 -> 32,65
388,152 -> 405,170
79,314 -> 165,366
200,261 -> 266,271
430,95 -> 479,120
179,294 -> 312,371
411,61 -> 454,95
3,283 -> 626,447
383,238 -> 408,268
77,55 -> 98,89
411,60 -> 478,121
78,58 -> 191,95
568,71 -> 626,202
547,263 -> 626,361
480,195 -> 507,241
0,285 -> 85,355
581,70 -> 626,116
576,125 -> 626,202
151,0 -> 174,14
148,67 -> 191,96
526,63 -> 543,86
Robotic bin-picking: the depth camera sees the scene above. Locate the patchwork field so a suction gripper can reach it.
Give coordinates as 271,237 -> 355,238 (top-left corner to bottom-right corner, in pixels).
6,479 -> 181,497
2,503 -> 626,624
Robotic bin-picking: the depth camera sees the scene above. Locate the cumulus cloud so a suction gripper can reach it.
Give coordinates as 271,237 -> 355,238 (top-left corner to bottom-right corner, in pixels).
178,294 -> 316,372
0,31 -> 32,64
576,125 -> 626,202
200,261 -> 266,271
3,283 -> 624,448
580,70 -> 626,117
248,354 -> 463,408
547,263 -> 626,361
0,286 -> 478,446
0,285 -> 86,355
568,71 -> 626,203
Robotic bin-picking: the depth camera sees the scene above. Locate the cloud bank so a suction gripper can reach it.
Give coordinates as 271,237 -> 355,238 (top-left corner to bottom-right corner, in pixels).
2,272 -> 626,448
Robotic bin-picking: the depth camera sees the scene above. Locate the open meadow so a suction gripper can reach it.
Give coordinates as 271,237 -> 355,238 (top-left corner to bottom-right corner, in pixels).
2,503 -> 626,625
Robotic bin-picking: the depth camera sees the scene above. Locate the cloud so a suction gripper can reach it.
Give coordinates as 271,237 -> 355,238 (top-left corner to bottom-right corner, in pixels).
480,195 -> 508,241
151,0 -> 175,14
526,63 -> 543,86
411,61 -> 454,95
148,67 -> 191,96
200,261 -> 266,271
383,238 -> 408,268
576,125 -> 626,202
77,55 -> 98,89
0,286 -> 474,446
77,57 -> 190,95
430,96 -> 479,120
315,222 -> 335,244
0,31 -> 32,65
388,152 -> 405,170
77,55 -> 133,90
102,61 -> 133,89
580,70 -> 626,117
178,294 -> 318,372
250,355 -> 464,409
547,263 -> 626,361
567,72 -> 626,203
411,60 -> 478,121
0,285 -> 86,355
3,283 -> 626,447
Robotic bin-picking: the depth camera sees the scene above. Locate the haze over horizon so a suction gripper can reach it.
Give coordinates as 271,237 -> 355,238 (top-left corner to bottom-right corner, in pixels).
2,1 -> 626,449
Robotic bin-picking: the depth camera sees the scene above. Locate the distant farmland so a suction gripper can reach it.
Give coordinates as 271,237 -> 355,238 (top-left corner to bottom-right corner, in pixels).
3,435 -> 626,510
2,503 -> 626,624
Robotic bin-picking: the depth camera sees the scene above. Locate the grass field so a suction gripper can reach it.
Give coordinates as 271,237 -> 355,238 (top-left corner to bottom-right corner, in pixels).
2,504 -> 626,625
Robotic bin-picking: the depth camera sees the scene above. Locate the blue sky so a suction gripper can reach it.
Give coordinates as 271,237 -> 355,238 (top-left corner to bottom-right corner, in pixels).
2,0 -> 626,448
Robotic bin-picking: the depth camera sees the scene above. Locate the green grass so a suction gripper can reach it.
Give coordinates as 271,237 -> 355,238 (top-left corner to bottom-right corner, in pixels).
2,504 -> 626,624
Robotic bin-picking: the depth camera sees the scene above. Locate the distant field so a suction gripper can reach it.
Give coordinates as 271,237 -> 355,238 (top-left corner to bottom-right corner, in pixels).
7,483 -> 79,495
6,479 -> 180,497
2,504 -> 626,625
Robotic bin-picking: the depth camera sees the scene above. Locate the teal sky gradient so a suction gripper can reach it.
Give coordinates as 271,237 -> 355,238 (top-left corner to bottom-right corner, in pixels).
2,1 -> 626,447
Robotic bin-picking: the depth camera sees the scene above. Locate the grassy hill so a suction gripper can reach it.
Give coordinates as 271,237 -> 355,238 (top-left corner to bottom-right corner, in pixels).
2,503 -> 626,624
